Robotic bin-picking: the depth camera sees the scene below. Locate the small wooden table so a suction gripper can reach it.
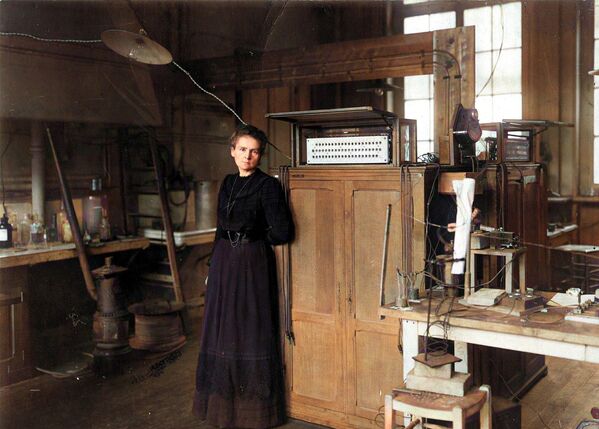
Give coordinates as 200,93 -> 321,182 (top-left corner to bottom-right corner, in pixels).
468,247 -> 527,297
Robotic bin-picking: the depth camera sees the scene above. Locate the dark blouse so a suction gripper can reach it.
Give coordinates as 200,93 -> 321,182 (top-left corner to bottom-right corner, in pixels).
215,168 -> 294,245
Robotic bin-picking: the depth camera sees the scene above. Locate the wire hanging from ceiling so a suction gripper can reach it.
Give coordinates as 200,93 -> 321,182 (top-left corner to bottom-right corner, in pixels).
0,31 -> 102,44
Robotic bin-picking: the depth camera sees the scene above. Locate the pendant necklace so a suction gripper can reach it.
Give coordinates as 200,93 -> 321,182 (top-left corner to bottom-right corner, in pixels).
225,173 -> 254,219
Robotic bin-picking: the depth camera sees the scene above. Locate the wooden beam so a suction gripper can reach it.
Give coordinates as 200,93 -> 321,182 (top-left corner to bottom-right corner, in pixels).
187,32 -> 435,90
433,26 -> 475,164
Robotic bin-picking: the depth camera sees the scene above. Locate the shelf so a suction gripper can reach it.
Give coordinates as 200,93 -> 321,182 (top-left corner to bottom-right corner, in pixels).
0,237 -> 150,269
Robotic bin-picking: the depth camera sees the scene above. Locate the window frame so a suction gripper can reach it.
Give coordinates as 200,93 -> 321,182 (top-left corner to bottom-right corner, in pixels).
400,1 -> 522,158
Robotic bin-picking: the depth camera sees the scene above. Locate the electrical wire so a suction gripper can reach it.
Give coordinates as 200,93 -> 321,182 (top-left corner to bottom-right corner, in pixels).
0,31 -> 102,44
171,60 -> 246,125
475,4 -> 505,98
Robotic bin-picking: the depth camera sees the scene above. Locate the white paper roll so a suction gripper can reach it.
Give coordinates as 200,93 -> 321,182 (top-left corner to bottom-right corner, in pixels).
451,178 -> 475,274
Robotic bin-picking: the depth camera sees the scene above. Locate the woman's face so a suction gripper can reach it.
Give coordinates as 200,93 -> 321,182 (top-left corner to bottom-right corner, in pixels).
230,135 -> 262,176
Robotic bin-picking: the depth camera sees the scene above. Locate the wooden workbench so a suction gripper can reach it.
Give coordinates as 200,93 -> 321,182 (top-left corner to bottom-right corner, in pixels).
379,296 -> 599,380
0,237 -> 150,269
380,297 -> 599,428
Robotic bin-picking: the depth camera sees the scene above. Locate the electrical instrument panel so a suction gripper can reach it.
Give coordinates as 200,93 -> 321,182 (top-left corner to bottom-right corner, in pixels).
503,131 -> 532,162
306,135 -> 390,165
266,106 -> 416,167
479,120 -> 572,164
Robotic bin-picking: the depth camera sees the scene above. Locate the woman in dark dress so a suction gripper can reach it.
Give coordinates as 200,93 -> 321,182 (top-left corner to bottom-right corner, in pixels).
193,125 -> 294,428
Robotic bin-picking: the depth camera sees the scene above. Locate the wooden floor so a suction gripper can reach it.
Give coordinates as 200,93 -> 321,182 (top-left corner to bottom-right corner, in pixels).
520,356 -> 599,429
1,334 -> 597,429
0,331 -> 324,429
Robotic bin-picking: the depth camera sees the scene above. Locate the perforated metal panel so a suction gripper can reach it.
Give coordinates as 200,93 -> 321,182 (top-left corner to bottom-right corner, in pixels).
306,135 -> 390,165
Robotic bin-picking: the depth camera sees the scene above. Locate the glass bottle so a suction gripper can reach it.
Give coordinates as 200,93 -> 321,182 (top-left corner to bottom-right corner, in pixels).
9,213 -> 19,247
46,213 -> 59,243
62,217 -> 73,243
19,214 -> 32,247
30,213 -> 46,248
83,178 -> 108,241
57,202 -> 66,242
0,213 -> 13,249
99,209 -> 111,241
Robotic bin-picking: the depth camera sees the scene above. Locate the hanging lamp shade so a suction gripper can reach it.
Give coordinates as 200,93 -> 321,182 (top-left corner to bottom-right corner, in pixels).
101,29 -> 172,65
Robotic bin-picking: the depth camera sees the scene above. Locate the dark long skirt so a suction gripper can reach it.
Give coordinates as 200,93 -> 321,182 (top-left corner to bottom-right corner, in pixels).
193,238 -> 285,428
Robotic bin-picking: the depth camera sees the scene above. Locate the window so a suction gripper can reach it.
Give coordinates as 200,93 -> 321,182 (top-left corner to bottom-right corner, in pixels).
464,2 -> 522,123
403,12 -> 456,157
594,0 -> 599,184
402,2 -> 522,158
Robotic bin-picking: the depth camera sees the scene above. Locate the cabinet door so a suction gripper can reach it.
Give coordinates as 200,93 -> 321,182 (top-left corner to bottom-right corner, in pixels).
345,181 -> 405,419
0,267 -> 31,386
286,179 -> 346,413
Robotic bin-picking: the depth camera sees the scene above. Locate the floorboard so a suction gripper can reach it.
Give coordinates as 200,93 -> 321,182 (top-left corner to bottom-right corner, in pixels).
0,332 -> 324,429
1,339 -> 598,429
520,356 -> 599,429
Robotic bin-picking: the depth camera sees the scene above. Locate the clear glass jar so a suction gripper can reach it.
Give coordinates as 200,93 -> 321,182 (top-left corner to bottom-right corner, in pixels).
30,213 -> 46,248
83,178 -> 108,241
19,214 -> 32,247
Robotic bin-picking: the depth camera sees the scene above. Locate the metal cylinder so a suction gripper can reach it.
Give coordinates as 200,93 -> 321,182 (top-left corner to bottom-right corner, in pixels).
31,122 -> 45,220
194,180 -> 220,230
93,313 -> 130,350
92,257 -> 130,356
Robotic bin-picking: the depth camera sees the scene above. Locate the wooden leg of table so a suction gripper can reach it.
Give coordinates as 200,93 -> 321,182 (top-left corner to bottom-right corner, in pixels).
468,251 -> 476,297
452,406 -> 466,429
479,384 -> 492,429
519,253 -> 526,294
402,320 -> 418,381
454,340 -> 469,373
402,320 -> 419,427
384,394 -> 394,429
505,254 -> 513,294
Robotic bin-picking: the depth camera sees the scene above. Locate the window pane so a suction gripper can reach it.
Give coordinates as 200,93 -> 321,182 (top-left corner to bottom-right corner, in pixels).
492,93 -> 522,122
492,48 -> 521,94
405,75 -> 431,99
476,95 -> 493,123
404,15 -> 429,34
494,3 -> 521,50
417,140 -> 433,157
595,40 -> 599,69
405,100 -> 431,140
594,87 -> 599,134
595,0 -> 599,39
475,52 -> 493,96
464,6 -> 492,52
429,12 -> 456,31
595,137 -> 599,184
404,0 -> 428,4
405,11 -> 456,34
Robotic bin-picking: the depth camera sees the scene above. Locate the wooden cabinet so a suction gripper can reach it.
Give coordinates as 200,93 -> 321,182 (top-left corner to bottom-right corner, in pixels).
280,166 -> 435,428
0,267 -> 32,386
481,163 -> 548,289
476,163 -> 548,399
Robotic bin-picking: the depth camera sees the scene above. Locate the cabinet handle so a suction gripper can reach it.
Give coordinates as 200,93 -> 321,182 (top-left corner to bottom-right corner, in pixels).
337,282 -> 341,314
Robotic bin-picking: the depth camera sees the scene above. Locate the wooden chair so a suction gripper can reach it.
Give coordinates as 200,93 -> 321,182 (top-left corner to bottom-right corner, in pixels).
384,385 -> 492,429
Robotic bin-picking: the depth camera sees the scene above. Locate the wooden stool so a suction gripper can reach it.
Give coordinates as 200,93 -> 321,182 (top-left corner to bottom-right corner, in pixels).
384,385 -> 492,429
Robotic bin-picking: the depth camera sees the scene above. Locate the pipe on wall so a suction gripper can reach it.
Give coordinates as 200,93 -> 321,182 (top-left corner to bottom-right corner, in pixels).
30,121 -> 45,220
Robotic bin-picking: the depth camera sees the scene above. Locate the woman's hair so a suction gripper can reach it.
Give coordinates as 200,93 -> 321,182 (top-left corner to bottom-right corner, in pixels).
229,124 -> 269,155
